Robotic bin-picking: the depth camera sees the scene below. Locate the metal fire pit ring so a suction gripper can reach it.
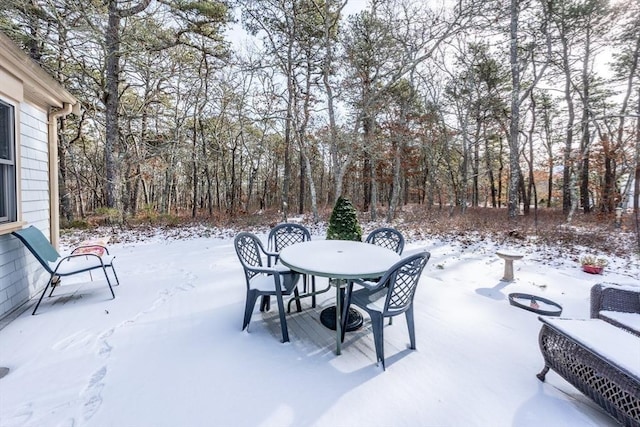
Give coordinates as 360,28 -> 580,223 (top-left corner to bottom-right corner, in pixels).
508,293 -> 562,316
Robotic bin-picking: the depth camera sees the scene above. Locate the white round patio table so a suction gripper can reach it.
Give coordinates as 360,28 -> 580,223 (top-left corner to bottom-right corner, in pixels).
279,239 -> 400,355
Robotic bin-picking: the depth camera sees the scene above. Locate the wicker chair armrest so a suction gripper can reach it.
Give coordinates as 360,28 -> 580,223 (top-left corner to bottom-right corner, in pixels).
590,283 -> 640,318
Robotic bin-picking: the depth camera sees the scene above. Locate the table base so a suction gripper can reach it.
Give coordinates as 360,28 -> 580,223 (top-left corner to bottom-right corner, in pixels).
320,306 -> 363,331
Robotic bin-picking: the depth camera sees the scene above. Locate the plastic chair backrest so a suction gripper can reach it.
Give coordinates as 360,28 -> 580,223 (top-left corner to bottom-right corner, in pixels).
365,227 -> 405,255
234,232 -> 266,281
379,251 -> 430,314
268,223 -> 311,252
12,226 -> 60,272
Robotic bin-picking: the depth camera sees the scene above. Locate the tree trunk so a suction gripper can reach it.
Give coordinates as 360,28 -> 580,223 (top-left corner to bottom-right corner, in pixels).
508,0 -> 521,218
580,24 -> 593,213
473,122 -> 480,207
298,151 -> 305,214
363,114 -> 377,220
387,132 -> 403,222
560,33 -> 575,214
460,107 -> 470,213
635,90 -> 639,250
191,116 -> 198,219
103,0 -> 151,211
601,135 -> 616,213
547,162 -> 554,208
104,0 -> 121,210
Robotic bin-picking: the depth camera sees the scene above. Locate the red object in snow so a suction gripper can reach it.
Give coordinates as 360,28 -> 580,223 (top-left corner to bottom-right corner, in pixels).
582,265 -> 604,275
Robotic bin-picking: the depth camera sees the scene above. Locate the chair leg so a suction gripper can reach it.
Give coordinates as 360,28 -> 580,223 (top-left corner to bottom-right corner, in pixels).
49,274 -> 62,298
260,296 -> 270,312
275,292 -> 290,343
293,288 -> 302,313
243,290 -> 260,331
110,264 -> 120,286
102,267 -> 115,298
287,286 -> 302,313
340,282 -> 354,343
285,273 -> 302,313
370,312 -> 386,370
48,275 -> 61,297
537,366 -> 550,381
286,294 -> 299,313
32,276 -> 55,315
405,306 -> 416,349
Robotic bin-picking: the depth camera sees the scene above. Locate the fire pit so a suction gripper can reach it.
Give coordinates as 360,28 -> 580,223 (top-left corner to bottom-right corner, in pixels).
508,293 -> 562,316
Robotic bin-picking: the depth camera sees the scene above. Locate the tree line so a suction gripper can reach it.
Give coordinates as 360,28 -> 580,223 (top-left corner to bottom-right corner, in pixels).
1,0 -> 639,225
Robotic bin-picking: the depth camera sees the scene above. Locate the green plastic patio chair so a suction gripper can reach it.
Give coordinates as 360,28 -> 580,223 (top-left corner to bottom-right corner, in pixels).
234,232 -> 301,343
268,223 -> 318,309
342,250 -> 430,370
12,226 -> 119,315
363,227 -> 406,326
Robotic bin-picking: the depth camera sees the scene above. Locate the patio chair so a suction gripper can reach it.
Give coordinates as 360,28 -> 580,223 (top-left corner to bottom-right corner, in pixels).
268,223 -> 319,309
342,250 -> 430,369
234,232 -> 302,343
365,227 -> 405,255
12,225 -> 119,315
364,227 -> 405,325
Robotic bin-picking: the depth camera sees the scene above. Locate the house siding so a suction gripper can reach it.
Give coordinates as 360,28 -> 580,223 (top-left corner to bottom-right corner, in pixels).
0,102 -> 51,318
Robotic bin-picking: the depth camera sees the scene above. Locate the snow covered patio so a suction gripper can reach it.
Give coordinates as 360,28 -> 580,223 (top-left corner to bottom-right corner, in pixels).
0,226 -> 637,427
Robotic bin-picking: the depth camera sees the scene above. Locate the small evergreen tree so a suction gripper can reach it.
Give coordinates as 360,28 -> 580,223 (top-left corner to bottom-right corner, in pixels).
326,196 -> 362,241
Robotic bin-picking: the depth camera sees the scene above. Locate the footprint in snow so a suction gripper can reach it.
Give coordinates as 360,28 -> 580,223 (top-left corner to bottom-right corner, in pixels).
53,330 -> 94,351
81,366 -> 106,421
4,403 -> 33,426
94,328 -> 115,358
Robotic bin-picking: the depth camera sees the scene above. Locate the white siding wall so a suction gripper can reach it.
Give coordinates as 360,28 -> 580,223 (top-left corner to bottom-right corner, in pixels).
19,103 -> 50,227
0,235 -> 25,317
0,102 -> 50,318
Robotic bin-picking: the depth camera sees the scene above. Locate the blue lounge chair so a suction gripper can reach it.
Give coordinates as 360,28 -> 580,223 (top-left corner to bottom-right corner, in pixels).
12,226 -> 119,315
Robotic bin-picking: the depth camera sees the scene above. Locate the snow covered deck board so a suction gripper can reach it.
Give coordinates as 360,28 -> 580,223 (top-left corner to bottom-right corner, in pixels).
260,288 -> 409,366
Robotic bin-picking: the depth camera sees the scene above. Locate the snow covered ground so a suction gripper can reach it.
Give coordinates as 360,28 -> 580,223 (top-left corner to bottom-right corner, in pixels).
0,224 -> 638,427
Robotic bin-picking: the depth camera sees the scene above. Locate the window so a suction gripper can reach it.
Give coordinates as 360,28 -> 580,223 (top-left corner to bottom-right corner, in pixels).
0,100 -> 16,224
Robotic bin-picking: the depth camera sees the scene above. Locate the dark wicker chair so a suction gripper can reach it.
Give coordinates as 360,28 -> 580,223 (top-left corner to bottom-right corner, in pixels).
537,317 -> 640,427
268,223 -> 318,309
536,283 -> 640,426
342,251 -> 430,370
590,283 -> 640,336
234,232 -> 301,343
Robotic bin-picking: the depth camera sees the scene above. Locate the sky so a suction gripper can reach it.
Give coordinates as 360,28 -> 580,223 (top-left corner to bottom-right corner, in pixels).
0,221 -> 638,427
